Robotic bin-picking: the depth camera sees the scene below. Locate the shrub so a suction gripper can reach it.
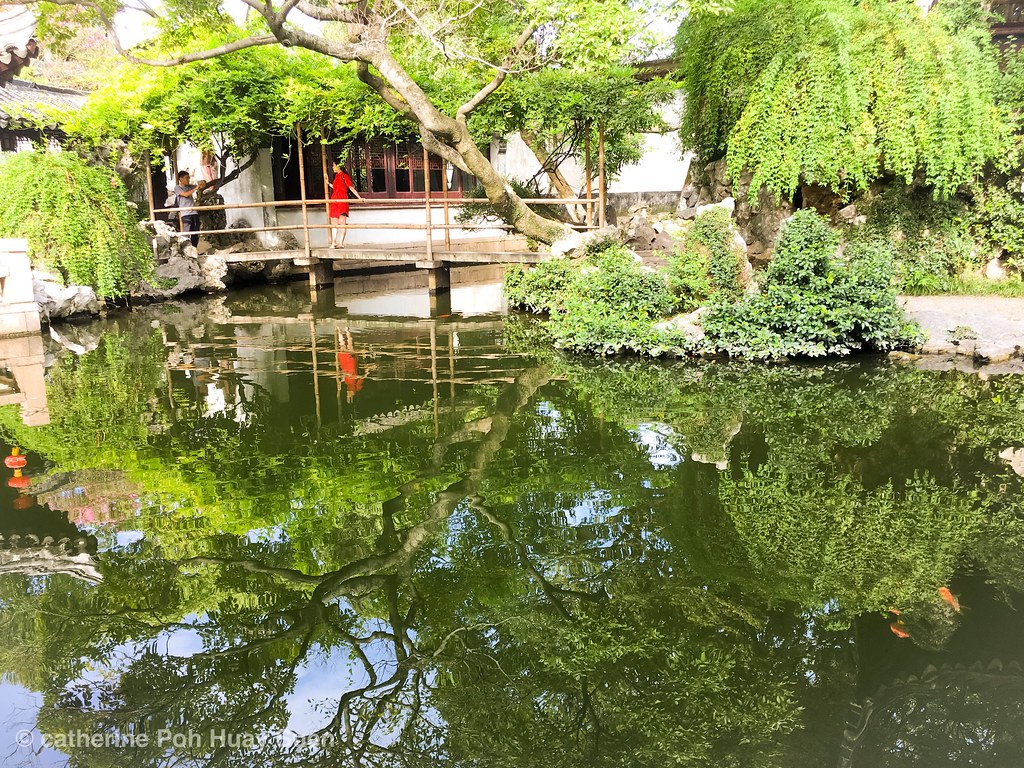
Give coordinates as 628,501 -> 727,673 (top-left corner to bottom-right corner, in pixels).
0,150 -> 152,297
972,179 -> 1024,260
846,184 -> 977,294
667,207 -> 744,311
505,259 -> 575,313
505,241 -> 688,355
578,243 -> 677,320
702,210 -> 920,359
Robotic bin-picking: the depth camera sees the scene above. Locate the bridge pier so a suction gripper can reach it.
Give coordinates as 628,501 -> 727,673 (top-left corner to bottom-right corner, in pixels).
418,262 -> 452,316
308,259 -> 334,289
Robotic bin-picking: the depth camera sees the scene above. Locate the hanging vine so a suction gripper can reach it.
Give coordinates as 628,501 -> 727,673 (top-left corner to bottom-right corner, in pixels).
0,150 -> 152,297
678,0 -> 1004,201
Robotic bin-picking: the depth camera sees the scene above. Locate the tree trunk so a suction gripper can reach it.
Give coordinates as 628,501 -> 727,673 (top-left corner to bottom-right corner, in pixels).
520,129 -> 584,224
358,45 -> 573,246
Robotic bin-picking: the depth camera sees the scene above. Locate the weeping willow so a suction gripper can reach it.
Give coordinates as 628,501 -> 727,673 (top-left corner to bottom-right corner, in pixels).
678,0 -> 1003,200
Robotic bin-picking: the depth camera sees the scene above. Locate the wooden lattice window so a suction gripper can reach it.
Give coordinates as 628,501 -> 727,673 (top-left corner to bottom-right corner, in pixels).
276,138 -> 486,200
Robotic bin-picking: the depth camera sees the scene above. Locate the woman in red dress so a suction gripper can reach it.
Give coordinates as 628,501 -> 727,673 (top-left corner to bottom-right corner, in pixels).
328,161 -> 362,248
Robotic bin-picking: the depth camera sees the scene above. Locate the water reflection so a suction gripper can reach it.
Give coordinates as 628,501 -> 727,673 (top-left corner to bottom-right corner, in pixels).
0,283 -> 1021,766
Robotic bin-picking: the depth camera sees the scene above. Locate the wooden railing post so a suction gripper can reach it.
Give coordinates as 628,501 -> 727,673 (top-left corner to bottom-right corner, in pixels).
441,161 -> 451,249
144,150 -> 156,222
296,122 -> 311,262
423,144 -> 434,264
585,125 -> 593,227
598,120 -> 607,228
320,130 -> 331,246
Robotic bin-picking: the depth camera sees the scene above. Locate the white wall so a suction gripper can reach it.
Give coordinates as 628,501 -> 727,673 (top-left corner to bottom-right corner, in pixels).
488,96 -> 693,197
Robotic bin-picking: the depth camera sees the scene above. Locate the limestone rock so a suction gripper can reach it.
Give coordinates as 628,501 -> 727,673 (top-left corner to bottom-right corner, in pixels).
32,272 -> 101,322
974,343 -> 1018,364
264,261 -> 294,283
654,306 -> 708,342
985,258 -> 1008,281
49,324 -> 101,355
198,252 -> 228,292
999,447 -> 1024,477
551,231 -> 585,259
551,226 -> 618,259
694,196 -> 736,219
801,184 -> 843,216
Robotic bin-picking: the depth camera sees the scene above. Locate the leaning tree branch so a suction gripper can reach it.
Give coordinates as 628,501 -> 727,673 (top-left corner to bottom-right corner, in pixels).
355,61 -> 417,122
419,130 -> 471,174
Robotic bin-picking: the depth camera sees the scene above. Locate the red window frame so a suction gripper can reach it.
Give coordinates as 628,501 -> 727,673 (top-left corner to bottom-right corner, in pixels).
330,140 -> 477,200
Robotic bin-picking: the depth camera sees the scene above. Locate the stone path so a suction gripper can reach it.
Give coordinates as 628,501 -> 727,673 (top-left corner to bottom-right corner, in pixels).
897,295 -> 1024,373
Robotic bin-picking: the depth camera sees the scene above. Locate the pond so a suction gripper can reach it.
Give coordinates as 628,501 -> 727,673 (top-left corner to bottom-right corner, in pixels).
0,273 -> 1023,767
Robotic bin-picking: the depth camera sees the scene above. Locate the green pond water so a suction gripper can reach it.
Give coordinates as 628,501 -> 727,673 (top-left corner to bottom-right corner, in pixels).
0,276 -> 1023,767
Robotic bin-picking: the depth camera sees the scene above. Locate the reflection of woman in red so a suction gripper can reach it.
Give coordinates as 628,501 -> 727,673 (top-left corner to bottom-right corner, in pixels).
328,161 -> 362,249
337,328 -> 363,403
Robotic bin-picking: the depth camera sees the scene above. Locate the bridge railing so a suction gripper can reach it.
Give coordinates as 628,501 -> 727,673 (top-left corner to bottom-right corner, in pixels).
148,195 -> 606,244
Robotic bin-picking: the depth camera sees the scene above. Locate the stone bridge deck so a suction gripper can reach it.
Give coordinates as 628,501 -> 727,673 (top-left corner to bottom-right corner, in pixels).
222,246 -> 548,267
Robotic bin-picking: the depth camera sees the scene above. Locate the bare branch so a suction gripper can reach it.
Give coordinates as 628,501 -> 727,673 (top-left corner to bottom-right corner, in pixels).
124,35 -> 281,67
123,0 -> 159,18
393,0 -> 534,76
0,0 -> 281,66
295,0 -> 361,21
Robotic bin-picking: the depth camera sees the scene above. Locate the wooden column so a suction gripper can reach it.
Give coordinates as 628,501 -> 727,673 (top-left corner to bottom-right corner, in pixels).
423,145 -> 434,263
296,123 -> 312,262
430,323 -> 439,437
320,131 -> 331,245
585,125 -> 593,227
598,120 -> 607,228
309,318 -> 321,429
441,161 -> 451,249
144,150 -> 156,222
144,151 -> 159,262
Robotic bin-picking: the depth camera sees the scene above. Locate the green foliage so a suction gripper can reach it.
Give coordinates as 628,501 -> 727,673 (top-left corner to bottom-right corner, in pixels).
667,207 -> 744,311
0,151 -> 151,297
702,210 -> 920,358
937,275 -> 1024,297
971,178 -> 1024,260
848,185 -> 977,293
58,48 -> 412,175
0,330 -> 166,468
576,244 -> 677,318
509,213 -> 919,360
679,0 -> 1003,201
457,177 -> 570,227
6,301 -> 1024,766
505,259 -> 576,313
505,242 -> 689,355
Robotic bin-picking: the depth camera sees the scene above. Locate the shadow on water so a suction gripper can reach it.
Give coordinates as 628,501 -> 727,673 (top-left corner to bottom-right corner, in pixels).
0,277 -> 1021,766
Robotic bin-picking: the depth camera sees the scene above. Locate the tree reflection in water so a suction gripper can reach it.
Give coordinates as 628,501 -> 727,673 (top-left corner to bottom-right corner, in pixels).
0,298 -> 1022,766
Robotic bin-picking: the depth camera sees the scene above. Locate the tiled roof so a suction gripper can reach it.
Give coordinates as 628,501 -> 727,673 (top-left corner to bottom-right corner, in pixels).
0,78 -> 86,129
0,8 -> 38,87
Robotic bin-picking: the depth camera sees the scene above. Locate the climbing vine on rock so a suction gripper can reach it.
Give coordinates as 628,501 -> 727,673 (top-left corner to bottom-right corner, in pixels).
0,151 -> 152,297
679,0 -> 1003,201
